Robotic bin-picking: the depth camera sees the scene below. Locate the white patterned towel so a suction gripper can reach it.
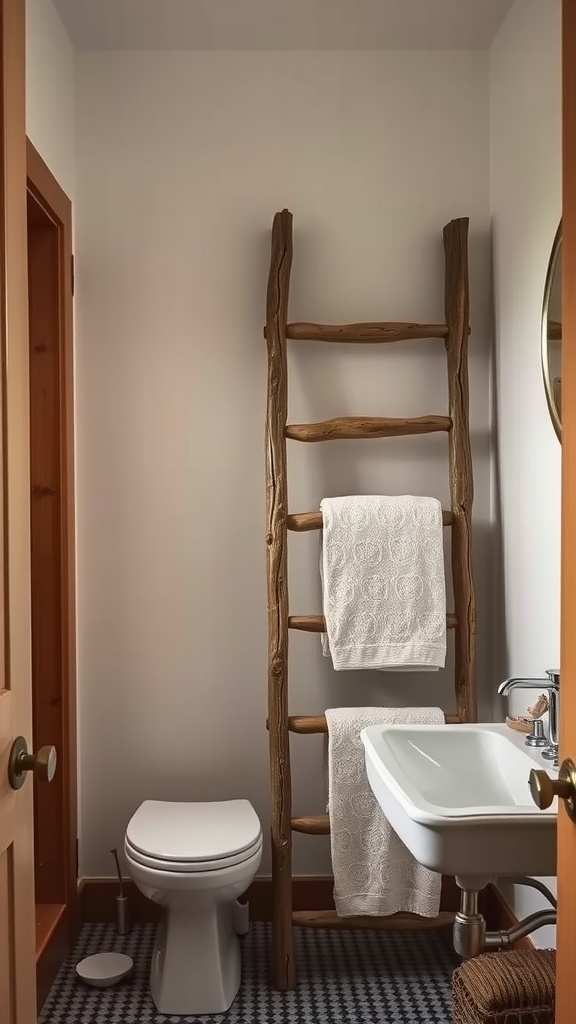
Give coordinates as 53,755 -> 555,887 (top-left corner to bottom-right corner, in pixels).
326,705 -> 444,917
320,495 -> 446,671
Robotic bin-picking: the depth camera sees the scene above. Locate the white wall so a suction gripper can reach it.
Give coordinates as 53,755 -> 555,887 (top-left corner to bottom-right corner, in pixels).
490,0 -> 561,946
74,50 -> 493,877
26,0 -> 75,199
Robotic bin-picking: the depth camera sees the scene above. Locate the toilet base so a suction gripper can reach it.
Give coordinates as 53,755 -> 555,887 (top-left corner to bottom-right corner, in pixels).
150,899 -> 241,1015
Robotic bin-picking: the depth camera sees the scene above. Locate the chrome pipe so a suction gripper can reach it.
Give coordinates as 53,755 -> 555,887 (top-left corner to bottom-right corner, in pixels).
454,887 -> 557,958
484,910 -> 557,950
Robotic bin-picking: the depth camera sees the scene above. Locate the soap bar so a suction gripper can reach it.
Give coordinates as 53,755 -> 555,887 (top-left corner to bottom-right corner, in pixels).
505,715 -> 532,734
527,693 -> 549,718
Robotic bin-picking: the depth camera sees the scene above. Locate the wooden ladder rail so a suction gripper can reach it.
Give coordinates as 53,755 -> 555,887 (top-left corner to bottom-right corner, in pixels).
265,210 -> 293,992
264,210 -> 476,991
443,217 -> 476,723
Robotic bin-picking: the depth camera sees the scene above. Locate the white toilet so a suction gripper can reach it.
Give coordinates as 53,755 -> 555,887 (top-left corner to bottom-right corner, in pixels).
124,798 -> 262,1015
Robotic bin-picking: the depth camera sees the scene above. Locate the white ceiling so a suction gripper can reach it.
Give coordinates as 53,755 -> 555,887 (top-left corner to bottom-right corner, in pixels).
52,0 -> 514,51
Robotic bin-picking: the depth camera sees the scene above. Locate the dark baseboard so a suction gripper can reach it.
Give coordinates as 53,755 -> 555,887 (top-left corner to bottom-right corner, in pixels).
37,907 -> 71,1012
79,875 -> 538,950
79,874 -> 463,924
79,876 -> 334,924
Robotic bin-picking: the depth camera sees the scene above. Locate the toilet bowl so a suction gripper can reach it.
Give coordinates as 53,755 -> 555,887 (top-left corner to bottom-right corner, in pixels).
124,798 -> 262,1015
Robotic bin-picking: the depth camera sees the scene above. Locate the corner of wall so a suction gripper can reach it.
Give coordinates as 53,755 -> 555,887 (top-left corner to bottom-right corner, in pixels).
26,0 -> 76,200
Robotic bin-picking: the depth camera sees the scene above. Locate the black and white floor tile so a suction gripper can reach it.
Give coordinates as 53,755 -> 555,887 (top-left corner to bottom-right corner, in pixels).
39,922 -> 459,1023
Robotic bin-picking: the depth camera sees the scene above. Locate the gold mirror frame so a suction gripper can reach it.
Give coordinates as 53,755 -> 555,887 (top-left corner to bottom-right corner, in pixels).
541,222 -> 562,441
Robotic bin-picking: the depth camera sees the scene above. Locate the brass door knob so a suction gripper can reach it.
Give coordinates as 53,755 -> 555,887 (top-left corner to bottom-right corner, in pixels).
8,736 -> 57,790
529,757 -> 576,821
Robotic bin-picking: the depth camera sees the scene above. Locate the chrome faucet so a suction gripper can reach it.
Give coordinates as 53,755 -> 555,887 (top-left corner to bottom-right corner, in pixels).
498,671 -> 560,767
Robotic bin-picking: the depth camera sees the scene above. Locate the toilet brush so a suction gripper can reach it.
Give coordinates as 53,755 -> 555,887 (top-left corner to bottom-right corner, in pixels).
110,848 -> 130,936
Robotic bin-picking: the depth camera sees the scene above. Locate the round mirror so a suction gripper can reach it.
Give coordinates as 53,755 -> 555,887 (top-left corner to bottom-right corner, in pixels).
542,223 -> 562,440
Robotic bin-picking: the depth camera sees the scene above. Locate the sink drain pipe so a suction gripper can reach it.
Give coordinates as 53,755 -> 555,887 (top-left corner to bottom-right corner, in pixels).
453,877 -> 557,959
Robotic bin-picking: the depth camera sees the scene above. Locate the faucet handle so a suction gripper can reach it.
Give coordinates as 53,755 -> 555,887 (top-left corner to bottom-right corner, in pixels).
545,669 -> 560,687
525,719 -> 547,748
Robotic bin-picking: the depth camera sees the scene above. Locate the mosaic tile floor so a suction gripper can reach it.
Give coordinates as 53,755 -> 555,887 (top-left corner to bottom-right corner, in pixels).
39,921 -> 459,1023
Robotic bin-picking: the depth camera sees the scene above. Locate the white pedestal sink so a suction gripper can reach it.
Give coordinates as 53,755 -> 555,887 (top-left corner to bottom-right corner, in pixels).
361,723 -> 557,884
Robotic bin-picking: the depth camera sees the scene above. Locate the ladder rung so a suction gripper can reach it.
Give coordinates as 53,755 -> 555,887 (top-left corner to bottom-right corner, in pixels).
288,715 -> 328,733
286,712 -> 462,734
292,910 -> 455,930
291,814 -> 330,835
288,615 -> 326,632
285,416 -> 451,442
285,322 -> 449,343
289,613 -> 457,633
287,509 -> 454,531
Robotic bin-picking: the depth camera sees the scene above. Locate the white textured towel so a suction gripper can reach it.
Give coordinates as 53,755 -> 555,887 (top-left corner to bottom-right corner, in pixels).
320,495 -> 446,671
326,706 -> 444,918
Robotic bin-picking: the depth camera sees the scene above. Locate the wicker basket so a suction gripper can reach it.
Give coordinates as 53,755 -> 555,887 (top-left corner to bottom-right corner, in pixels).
451,949 -> 555,1024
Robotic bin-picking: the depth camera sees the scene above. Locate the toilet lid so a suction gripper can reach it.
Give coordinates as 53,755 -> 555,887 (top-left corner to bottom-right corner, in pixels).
125,833 -> 262,873
125,799 -> 261,864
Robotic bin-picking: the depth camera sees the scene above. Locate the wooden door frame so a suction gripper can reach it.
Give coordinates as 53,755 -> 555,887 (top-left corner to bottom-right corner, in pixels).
26,139 -> 77,1001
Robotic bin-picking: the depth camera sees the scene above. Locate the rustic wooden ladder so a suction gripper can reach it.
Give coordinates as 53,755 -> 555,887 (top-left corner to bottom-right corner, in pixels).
264,209 -> 476,990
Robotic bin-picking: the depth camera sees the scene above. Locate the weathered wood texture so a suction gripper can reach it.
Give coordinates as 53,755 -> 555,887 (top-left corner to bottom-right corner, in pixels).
443,219 -> 476,722
285,712 -> 461,733
265,209 -> 294,990
291,815 -> 330,835
289,613 -> 457,632
287,509 -> 454,531
285,415 -> 451,442
285,321 -> 448,342
265,211 -> 476,991
292,910 -> 455,930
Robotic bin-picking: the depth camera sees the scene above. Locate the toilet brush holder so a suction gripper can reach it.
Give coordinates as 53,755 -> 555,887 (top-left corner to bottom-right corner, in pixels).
115,895 -> 130,936
111,847 -> 130,936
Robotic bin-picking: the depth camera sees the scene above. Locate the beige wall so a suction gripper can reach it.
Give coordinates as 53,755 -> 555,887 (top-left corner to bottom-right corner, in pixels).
74,50 -> 493,877
490,0 -> 561,946
26,0 -> 564,936
26,0 -> 75,199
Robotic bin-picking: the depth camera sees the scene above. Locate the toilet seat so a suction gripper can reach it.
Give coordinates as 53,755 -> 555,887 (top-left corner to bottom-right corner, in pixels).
125,833 -> 263,873
125,799 -> 262,873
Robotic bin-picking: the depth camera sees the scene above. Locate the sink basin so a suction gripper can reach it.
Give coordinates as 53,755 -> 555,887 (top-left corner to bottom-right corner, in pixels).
361,723 -> 557,879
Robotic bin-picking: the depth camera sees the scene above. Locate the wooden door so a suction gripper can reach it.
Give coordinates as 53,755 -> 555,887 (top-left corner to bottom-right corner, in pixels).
0,1 -> 37,1022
